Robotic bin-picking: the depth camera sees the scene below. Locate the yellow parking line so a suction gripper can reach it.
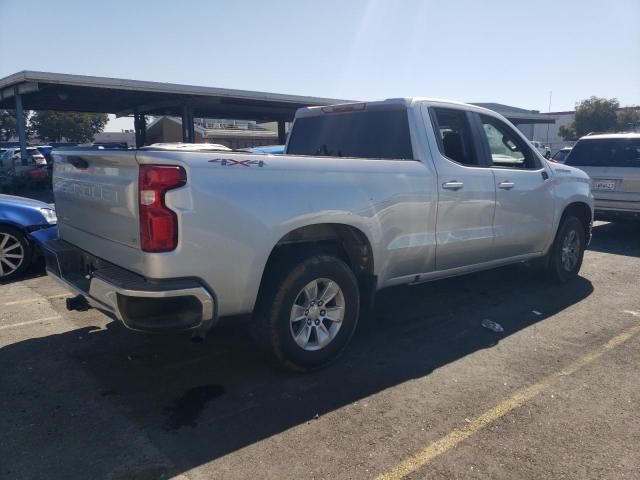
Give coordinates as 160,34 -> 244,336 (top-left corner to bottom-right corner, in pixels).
0,316 -> 61,330
375,319 -> 640,480
2,293 -> 71,306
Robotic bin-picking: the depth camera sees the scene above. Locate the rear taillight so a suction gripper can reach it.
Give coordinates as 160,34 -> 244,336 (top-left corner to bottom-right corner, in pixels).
138,165 -> 186,252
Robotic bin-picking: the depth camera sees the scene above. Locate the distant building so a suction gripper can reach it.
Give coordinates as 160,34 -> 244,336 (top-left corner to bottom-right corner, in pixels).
146,116 -> 207,145
145,116 -> 280,149
93,131 -> 136,147
471,103 -> 555,141
196,118 -> 281,149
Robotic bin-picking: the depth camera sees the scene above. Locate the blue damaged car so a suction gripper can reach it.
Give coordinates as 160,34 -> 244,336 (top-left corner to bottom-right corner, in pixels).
0,194 -> 57,281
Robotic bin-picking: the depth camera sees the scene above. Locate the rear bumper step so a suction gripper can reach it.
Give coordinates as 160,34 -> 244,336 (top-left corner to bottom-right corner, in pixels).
42,239 -> 216,333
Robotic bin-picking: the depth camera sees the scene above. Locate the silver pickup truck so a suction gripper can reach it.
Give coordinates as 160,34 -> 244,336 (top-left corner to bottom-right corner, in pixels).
44,98 -> 594,370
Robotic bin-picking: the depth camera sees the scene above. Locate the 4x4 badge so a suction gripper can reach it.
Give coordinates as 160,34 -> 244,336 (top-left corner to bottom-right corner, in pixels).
208,158 -> 266,167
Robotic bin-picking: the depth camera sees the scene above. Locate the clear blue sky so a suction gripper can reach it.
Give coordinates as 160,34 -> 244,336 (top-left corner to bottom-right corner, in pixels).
1,0 -> 638,130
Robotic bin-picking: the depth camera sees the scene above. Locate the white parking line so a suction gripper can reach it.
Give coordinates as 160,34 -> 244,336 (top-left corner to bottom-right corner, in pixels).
0,316 -> 61,330
2,293 -> 71,306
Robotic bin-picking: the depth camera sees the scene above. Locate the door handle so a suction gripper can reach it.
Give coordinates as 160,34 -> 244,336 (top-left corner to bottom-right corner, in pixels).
498,181 -> 515,190
442,181 -> 464,191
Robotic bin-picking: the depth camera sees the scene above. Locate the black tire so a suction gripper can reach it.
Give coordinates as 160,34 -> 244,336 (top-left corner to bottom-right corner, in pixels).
255,252 -> 360,371
0,225 -> 32,282
545,216 -> 585,283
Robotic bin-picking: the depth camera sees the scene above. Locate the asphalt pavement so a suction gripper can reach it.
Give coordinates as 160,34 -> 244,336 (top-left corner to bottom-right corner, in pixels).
1,221 -> 639,480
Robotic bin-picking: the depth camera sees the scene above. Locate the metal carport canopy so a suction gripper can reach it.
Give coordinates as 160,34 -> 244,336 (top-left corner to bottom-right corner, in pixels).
0,70 -> 348,121
0,71 -> 554,149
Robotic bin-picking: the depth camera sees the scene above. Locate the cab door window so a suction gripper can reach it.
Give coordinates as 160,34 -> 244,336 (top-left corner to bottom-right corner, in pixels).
480,115 -> 540,169
431,108 -> 479,166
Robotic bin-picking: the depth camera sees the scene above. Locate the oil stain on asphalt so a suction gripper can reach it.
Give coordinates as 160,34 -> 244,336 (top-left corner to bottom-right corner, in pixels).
164,384 -> 224,431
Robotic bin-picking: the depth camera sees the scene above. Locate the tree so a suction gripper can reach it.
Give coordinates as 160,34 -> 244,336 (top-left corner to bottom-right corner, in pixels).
558,97 -> 624,141
0,109 -> 18,141
573,97 -> 619,137
617,107 -> 640,131
29,111 -> 108,143
558,124 -> 577,141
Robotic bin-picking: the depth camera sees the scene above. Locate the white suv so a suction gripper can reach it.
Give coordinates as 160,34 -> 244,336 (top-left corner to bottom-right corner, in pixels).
565,133 -> 640,221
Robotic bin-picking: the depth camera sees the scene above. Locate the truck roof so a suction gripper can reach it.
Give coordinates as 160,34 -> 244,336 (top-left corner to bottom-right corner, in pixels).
295,97 -> 505,118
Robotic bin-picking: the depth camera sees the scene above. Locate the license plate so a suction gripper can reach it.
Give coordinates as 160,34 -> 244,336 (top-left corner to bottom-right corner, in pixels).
591,179 -> 617,192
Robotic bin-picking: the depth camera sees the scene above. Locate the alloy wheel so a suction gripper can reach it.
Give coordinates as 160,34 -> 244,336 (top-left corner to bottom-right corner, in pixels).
0,232 -> 25,278
289,278 -> 345,351
561,229 -> 580,272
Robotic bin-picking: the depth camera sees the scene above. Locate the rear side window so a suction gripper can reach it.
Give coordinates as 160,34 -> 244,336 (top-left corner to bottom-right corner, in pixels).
566,139 -> 640,168
431,108 -> 479,166
286,109 -> 413,160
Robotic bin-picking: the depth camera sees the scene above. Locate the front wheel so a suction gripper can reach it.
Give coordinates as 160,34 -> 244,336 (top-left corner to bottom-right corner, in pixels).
546,216 -> 586,283
255,253 -> 360,371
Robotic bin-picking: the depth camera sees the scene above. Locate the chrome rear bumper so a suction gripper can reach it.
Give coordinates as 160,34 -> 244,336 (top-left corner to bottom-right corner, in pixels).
42,239 -> 216,333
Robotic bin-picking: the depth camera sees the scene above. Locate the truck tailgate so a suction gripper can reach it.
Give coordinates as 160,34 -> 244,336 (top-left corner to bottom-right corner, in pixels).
53,150 -> 141,250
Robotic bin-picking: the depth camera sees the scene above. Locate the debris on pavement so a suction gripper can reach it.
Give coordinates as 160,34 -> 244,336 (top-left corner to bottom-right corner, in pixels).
481,319 -> 504,333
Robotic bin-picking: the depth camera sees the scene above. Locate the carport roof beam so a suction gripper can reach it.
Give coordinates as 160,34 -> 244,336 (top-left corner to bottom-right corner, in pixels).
0,71 -> 350,122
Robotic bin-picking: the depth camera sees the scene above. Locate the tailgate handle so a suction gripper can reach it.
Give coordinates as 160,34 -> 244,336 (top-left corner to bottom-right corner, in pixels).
67,156 -> 89,169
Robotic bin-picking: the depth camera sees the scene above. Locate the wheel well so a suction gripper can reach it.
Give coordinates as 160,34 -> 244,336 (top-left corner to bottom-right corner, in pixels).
561,202 -> 592,240
254,224 -> 377,324
0,221 -> 27,235
263,224 -> 374,278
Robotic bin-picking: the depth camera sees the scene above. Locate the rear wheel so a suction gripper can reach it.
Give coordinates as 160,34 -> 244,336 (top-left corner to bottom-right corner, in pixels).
0,226 -> 32,281
546,216 -> 585,283
255,252 -> 360,371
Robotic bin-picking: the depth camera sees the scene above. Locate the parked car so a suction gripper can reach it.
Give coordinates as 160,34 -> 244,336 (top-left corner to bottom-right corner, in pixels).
564,133 -> 640,221
0,147 -> 49,190
147,142 -> 231,152
552,147 -> 572,164
44,98 -> 593,370
0,194 -> 57,280
35,145 -> 54,170
1,147 -> 47,167
531,141 -> 551,158
242,145 -> 285,154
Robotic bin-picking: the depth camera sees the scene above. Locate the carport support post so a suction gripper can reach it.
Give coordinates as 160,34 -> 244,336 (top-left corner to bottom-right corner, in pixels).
133,109 -> 147,148
14,88 -> 28,166
139,115 -> 146,146
188,115 -> 195,143
277,120 -> 287,145
181,104 -> 194,143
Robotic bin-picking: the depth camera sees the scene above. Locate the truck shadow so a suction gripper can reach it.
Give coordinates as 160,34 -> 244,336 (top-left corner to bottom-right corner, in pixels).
589,221 -> 640,258
0,265 -> 593,479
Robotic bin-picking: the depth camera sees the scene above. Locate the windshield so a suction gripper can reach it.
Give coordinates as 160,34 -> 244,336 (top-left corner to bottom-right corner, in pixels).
286,109 -> 413,160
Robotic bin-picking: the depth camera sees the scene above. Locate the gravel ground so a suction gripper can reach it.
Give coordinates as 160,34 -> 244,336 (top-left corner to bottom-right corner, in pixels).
0,220 -> 638,480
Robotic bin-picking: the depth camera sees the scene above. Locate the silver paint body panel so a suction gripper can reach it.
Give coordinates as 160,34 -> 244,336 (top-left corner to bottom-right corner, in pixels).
52,99 -> 593,318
